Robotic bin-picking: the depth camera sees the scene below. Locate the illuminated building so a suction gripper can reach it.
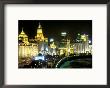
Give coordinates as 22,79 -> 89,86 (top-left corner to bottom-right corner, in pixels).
18,22 -> 92,67
19,23 -> 49,62
59,40 -> 74,56
50,42 -> 57,55
35,22 -> 48,55
18,29 -> 38,64
74,34 -> 91,54
18,28 -> 29,45
35,22 -> 44,41
19,43 -> 38,58
59,32 -> 74,56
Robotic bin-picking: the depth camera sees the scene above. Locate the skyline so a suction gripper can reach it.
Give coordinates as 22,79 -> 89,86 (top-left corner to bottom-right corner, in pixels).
18,20 -> 92,42
18,20 -> 92,68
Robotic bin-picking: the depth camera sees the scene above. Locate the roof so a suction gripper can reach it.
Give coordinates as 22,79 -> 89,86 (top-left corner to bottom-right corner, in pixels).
18,28 -> 28,38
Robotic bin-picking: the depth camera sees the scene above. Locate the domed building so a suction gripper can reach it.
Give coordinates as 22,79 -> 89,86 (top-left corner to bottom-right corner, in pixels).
18,28 -> 29,45
18,22 -> 49,62
18,28 -> 38,62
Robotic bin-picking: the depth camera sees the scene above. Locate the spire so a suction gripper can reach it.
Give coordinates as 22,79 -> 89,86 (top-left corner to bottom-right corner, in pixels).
19,27 -> 28,37
37,22 -> 43,34
21,27 -> 24,32
38,22 -> 42,28
35,22 -> 44,41
21,27 -> 25,34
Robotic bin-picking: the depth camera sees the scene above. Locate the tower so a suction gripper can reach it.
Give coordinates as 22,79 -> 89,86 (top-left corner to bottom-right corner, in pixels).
35,22 -> 44,41
35,22 -> 48,55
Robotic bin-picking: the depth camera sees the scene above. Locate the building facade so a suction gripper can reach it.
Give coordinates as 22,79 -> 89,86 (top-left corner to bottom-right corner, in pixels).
18,24 -> 92,61
74,34 -> 92,55
18,23 -> 49,60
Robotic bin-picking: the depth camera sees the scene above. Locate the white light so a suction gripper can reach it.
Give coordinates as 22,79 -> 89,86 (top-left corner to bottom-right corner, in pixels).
61,32 -> 67,36
50,38 -> 54,42
34,56 -> 44,60
89,40 -> 91,43
46,47 -> 48,51
62,32 -> 66,34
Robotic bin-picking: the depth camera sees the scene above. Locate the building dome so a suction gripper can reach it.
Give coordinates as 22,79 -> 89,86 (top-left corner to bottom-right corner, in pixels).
19,28 -> 28,38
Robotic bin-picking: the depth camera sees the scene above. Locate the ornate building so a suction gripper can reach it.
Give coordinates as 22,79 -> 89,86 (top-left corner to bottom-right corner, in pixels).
35,22 -> 44,42
18,28 -> 29,45
18,23 -> 92,63
35,22 -> 48,55
18,22 -> 49,60
59,32 -> 74,56
74,33 -> 91,54
18,28 -> 38,63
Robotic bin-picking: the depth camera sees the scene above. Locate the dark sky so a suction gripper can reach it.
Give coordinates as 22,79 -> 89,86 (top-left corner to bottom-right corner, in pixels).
18,20 -> 92,42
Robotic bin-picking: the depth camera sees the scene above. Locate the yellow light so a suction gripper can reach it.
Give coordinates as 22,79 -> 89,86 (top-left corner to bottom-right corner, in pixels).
60,50 -> 64,55
37,29 -> 42,34
81,35 -> 86,41
68,49 -> 70,52
78,33 -> 80,35
19,45 -> 38,58
50,42 -> 56,49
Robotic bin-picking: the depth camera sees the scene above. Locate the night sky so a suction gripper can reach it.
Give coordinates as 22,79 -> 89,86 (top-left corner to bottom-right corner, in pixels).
18,20 -> 92,42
